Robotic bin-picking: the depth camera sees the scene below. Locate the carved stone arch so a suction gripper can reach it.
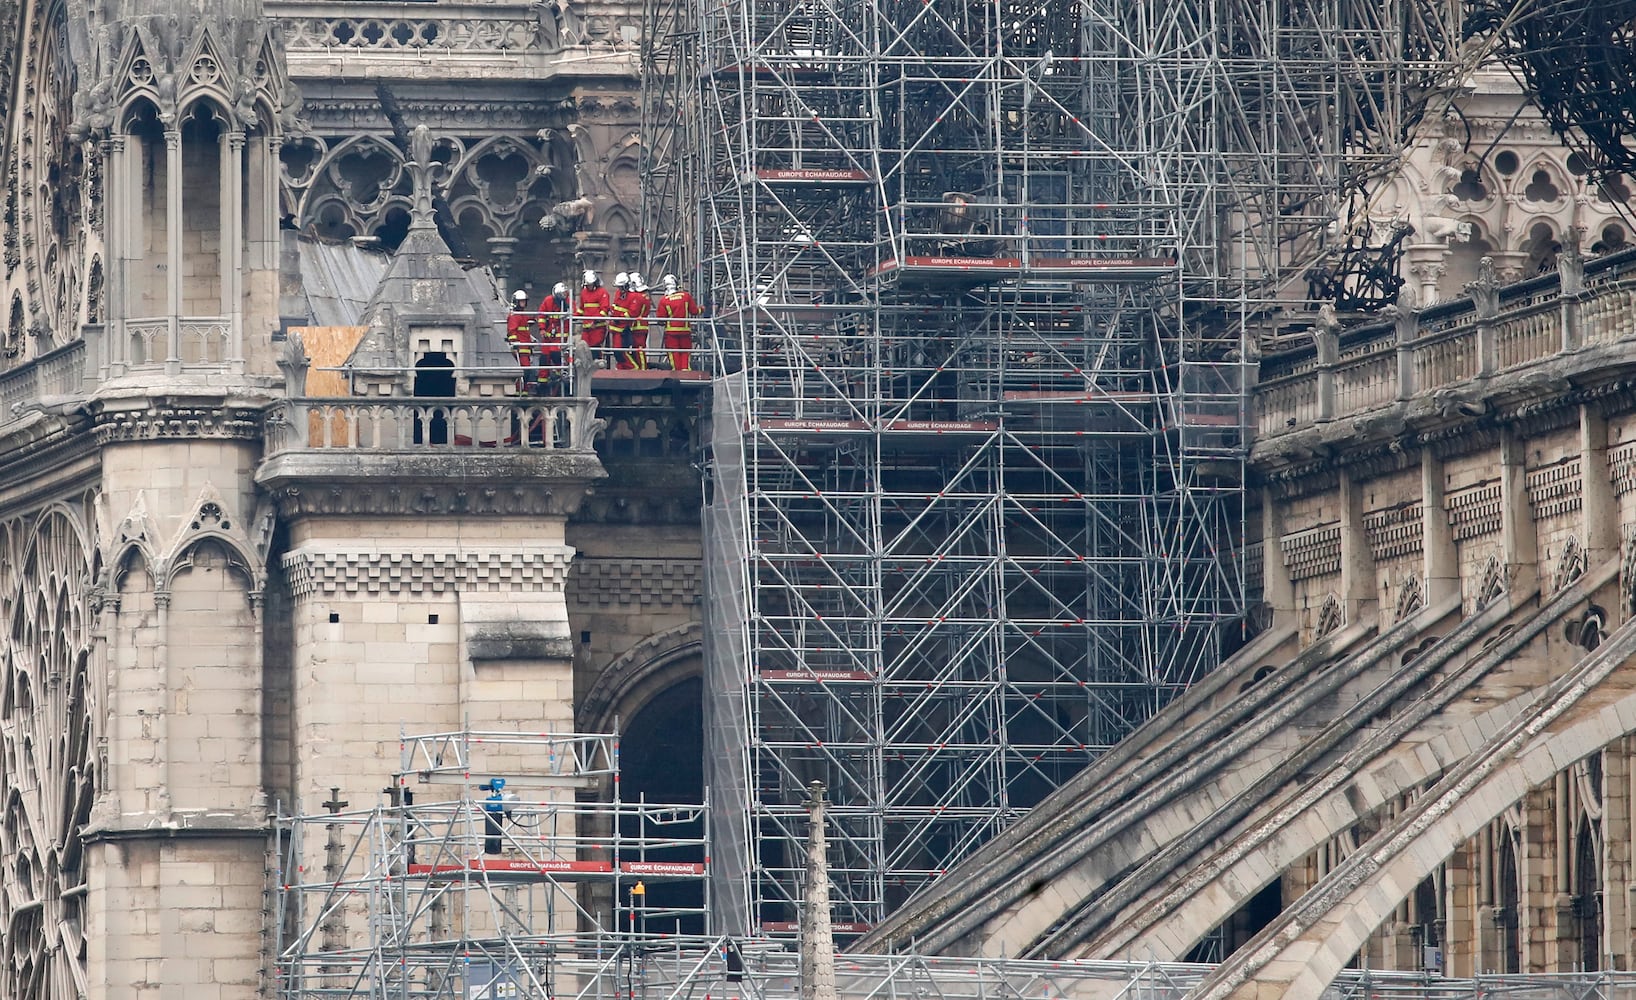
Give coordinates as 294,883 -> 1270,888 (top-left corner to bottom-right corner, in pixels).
576,621 -> 704,738
292,133 -> 410,237
117,95 -> 163,135
1555,535 -> 1587,593
1394,574 -> 1423,623
1313,593 -> 1343,640
157,484 -> 262,590
1621,528 -> 1636,620
162,535 -> 258,603
1476,554 -> 1506,609
604,135 -> 643,207
1518,216 -> 1564,276
178,93 -> 231,129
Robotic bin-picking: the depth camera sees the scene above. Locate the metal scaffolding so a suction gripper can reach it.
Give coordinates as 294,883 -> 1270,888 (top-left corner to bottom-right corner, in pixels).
273,730 -> 711,999
664,0 -> 1465,934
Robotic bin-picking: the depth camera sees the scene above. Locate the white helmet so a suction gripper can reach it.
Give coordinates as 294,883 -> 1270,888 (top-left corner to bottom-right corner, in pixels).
662,274 -> 679,293
583,269 -> 599,286
615,271 -> 630,288
512,289 -> 528,303
552,282 -> 567,297
631,274 -> 647,292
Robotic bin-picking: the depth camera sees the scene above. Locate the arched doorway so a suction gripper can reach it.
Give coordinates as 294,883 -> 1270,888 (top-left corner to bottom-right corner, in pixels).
618,676 -> 705,934
412,352 -> 455,443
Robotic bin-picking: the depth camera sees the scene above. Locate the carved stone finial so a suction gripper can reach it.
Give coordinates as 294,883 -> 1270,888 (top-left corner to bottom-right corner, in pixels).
276,331 -> 310,396
1466,256 -> 1501,319
1560,226 -> 1586,296
571,336 -> 597,395
407,125 -> 440,229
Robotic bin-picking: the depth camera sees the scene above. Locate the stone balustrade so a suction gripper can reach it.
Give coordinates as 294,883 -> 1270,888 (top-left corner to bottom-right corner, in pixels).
1255,249 -> 1636,442
264,397 -> 602,456
271,1 -> 554,68
0,341 -> 85,427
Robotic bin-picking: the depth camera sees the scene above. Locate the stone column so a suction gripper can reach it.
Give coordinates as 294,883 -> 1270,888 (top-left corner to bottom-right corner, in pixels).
1500,431 -> 1539,600
1260,488 -> 1296,629
1339,470 -> 1376,624
223,130 -> 246,369
1522,786 -> 1558,971
1422,451 -> 1460,607
104,136 -> 127,375
1445,839 -> 1478,977
1604,737 -> 1633,971
165,126 -> 183,373
1582,407 -> 1618,568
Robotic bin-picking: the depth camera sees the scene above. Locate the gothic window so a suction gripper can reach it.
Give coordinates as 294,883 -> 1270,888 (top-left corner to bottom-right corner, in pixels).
3,295 -> 22,362
1395,575 -> 1423,623
1452,166 -> 1488,201
1313,593 -> 1343,639
1522,222 -> 1561,276
1592,224 -> 1628,255
1477,555 -> 1506,608
1573,818 -> 1602,971
0,504 -> 100,1000
1495,826 -> 1521,974
1554,536 -> 1586,592
1523,168 -> 1561,203
1494,150 -> 1520,177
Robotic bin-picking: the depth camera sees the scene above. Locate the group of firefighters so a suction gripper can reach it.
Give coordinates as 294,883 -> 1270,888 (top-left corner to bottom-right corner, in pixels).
505,269 -> 702,394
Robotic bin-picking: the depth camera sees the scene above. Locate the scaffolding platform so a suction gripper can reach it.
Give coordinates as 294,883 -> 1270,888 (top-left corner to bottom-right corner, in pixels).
275,728 -> 711,998
867,254 -> 1177,286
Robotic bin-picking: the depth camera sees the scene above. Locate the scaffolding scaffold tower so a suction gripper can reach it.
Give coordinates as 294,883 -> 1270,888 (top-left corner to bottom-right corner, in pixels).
656,0 -> 1466,934
274,729 -> 711,999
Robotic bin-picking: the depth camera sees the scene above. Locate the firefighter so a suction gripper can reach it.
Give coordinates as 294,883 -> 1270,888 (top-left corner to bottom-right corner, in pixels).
657,273 -> 702,371
535,282 -> 571,394
505,289 -> 537,394
624,274 -> 653,370
576,269 -> 611,360
610,272 -> 636,369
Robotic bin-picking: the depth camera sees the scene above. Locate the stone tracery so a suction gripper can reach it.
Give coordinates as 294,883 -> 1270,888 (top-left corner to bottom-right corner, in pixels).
0,497 -> 100,1000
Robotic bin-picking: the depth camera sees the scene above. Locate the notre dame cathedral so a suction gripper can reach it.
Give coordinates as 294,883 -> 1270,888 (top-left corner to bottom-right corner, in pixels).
9,0 -> 1636,998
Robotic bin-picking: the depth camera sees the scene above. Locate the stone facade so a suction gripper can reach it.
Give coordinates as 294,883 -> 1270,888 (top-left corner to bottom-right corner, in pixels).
0,0 -> 697,997
4,0 -> 1636,995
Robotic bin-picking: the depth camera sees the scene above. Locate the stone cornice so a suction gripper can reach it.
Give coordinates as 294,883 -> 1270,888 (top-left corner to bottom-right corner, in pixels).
257,450 -> 606,519
283,544 -> 574,598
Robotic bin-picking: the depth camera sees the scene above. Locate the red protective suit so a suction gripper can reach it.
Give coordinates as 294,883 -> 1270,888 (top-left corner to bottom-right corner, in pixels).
621,288 -> 652,370
535,292 -> 571,391
657,289 -> 702,371
576,284 -> 612,349
505,308 -> 537,389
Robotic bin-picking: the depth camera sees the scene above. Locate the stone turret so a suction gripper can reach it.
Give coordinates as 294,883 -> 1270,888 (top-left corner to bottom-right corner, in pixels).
70,0 -> 298,380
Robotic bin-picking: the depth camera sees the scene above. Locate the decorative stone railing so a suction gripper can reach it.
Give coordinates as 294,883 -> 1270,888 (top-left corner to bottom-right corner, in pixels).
1255,248 -> 1636,442
263,397 -> 602,457
0,341 -> 86,427
124,315 -> 232,367
272,3 -> 548,54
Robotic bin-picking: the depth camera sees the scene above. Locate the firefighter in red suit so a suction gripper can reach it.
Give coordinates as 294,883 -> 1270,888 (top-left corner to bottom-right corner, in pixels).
657,274 -> 701,371
505,289 -> 536,393
535,282 -> 571,394
610,272 -> 637,369
623,274 -> 653,370
576,269 -> 611,359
